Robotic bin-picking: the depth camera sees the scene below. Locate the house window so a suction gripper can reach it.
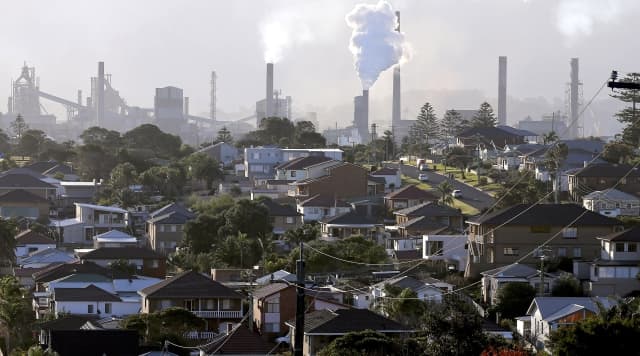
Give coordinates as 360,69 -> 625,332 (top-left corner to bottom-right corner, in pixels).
266,300 -> 280,313
87,304 -> 94,313
530,226 -> 550,233
562,227 -> 577,238
150,260 -> 159,268
616,243 -> 625,252
290,171 -> 297,178
573,247 -> 582,258
170,225 -> 177,232
161,300 -> 172,309
159,225 -> 165,232
503,248 -> 519,256
104,303 -> 112,314
252,153 -> 260,160
222,299 -> 232,310
286,216 -> 295,224
426,241 -> 444,256
265,322 -> 280,332
557,247 -> 567,257
630,243 -> 638,252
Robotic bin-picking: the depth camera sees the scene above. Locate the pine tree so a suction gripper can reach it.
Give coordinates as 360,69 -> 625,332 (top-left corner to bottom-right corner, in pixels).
216,126 -> 233,143
611,73 -> 640,145
412,102 -> 440,145
440,109 -> 463,142
471,102 -> 497,128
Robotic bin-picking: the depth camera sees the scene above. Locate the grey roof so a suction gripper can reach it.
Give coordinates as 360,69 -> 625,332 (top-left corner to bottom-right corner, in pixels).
15,229 -> 55,245
583,188 -> 640,201
33,261 -> 109,284
298,194 -> 351,208
0,189 -> 50,203
599,226 -> 640,242
23,161 -> 59,174
148,203 -> 195,219
322,211 -> 380,225
468,203 -> 620,226
368,175 -> 386,184
481,263 -> 539,278
394,202 -> 462,217
496,125 -> 538,137
53,284 -> 121,302
252,283 -> 291,300
37,315 -> 97,330
385,185 -> 438,201
0,173 -> 56,188
574,163 -> 640,178
255,269 -> 296,284
81,247 -> 163,260
260,199 -> 301,217
139,270 -> 241,299
288,309 -> 409,335
371,167 -> 398,176
380,276 -> 437,292
274,156 -> 333,170
21,248 -> 76,265
527,296 -> 616,320
397,216 -> 447,232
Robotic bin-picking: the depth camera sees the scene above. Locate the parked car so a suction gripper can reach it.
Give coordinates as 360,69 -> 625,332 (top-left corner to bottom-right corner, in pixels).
419,164 -> 429,171
452,189 -> 462,198
418,173 -> 429,182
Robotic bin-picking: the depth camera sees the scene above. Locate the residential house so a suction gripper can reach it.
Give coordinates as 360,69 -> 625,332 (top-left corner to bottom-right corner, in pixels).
518,296 -> 615,351
274,156 -> 335,181
0,189 -> 52,220
146,203 -> 195,254
371,276 -> 452,309
49,285 -> 139,319
15,229 -> 56,260
384,185 -> 439,211
574,226 -> 640,297
281,148 -> 343,162
0,172 -> 58,200
296,194 -> 352,223
568,162 -> 640,201
394,202 -> 464,237
19,248 -> 76,269
582,188 -> 640,217
244,147 -> 343,182
288,162 -> 370,200
370,167 -> 401,190
196,142 -> 239,167
58,181 -> 103,215
92,230 -> 138,248
385,236 -> 421,259
285,308 -> 411,356
54,203 -> 129,246
252,284 -> 349,340
495,143 -> 545,171
260,199 -> 303,237
320,211 -> 384,242
423,234 -> 468,272
456,126 -> 531,153
367,175 -> 386,196
481,263 -> 558,305
32,261 -> 110,292
79,247 -> 166,278
465,203 -> 622,278
254,269 -> 297,285
23,161 -> 79,181
139,270 -> 244,334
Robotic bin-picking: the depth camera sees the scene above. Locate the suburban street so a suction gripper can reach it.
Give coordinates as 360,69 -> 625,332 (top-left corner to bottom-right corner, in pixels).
387,163 -> 496,212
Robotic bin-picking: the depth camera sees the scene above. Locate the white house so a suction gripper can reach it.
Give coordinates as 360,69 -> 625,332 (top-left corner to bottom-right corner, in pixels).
371,276 -> 451,309
52,203 -> 129,246
480,264 -> 558,305
50,284 -> 140,318
422,234 -> 467,272
15,230 -> 56,260
296,194 -> 352,223
370,168 -> 401,190
93,230 -> 138,248
19,248 -> 76,269
583,189 -> 640,217
518,296 -> 615,351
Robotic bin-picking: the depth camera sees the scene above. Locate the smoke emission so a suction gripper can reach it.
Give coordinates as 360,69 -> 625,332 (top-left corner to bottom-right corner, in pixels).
346,1 -> 407,90
554,0 -> 637,39
260,9 -> 313,63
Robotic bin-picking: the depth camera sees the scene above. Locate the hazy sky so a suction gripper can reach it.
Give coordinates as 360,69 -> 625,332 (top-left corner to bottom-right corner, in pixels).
0,0 -> 638,132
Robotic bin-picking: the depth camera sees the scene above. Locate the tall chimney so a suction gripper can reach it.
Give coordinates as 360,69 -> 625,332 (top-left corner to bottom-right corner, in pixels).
77,90 -> 82,106
570,58 -> 580,138
210,71 -> 217,121
184,97 -> 190,117
265,63 -> 274,123
363,89 -> 369,142
392,11 -> 401,131
97,61 -> 105,127
498,56 -> 507,126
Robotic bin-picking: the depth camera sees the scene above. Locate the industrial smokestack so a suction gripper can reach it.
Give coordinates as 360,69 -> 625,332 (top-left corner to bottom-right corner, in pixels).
353,89 -> 370,143
392,11 -> 401,130
77,90 -> 82,106
498,56 -> 507,126
184,97 -> 190,117
97,61 -> 105,127
570,58 -> 580,138
210,71 -> 217,121
266,63 -> 274,122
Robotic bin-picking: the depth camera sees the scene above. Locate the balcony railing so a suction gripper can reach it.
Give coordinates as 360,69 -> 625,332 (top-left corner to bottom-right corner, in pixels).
191,310 -> 242,319
184,331 -> 217,340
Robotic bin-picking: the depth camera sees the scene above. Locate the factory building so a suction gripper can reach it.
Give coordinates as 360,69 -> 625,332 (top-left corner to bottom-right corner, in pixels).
154,86 -> 185,134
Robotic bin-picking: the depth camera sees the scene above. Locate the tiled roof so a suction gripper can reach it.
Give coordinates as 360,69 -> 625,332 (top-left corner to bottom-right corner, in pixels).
81,247 -> 163,260
37,315 -> 97,330
0,189 -> 50,203
574,163 -> 640,177
583,189 -> 640,201
321,211 -> 380,225
528,296 -> 616,320
149,203 -> 195,219
53,284 -> 121,302
385,185 -> 438,201
392,250 -> 421,260
23,161 -> 59,174
368,176 -> 386,184
289,309 -> 409,335
397,216 -> 447,232
600,226 -> 640,242
207,325 -> 275,355
139,270 -> 241,299
468,203 -> 620,226
0,174 -> 56,188
371,167 -> 398,176
33,261 -> 109,284
480,263 -> 539,278
298,194 -> 351,208
274,156 -> 333,170
15,229 -> 55,245
260,199 -> 301,217
21,248 -> 75,265
394,202 -> 462,217
253,283 -> 291,300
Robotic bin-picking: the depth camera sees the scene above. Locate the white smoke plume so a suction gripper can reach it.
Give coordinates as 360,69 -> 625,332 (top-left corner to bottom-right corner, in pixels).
346,1 -> 408,90
554,0 -> 638,39
260,9 -> 313,63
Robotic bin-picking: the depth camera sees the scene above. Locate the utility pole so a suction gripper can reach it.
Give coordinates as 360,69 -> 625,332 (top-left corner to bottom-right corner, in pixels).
537,247 -> 552,296
294,241 -> 305,356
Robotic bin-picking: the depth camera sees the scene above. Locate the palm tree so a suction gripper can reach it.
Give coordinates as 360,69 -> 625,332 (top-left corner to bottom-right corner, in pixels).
543,131 -> 559,145
437,181 -> 454,206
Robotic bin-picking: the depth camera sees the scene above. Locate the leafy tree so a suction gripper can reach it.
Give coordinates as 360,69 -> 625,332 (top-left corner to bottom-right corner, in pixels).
283,223 -> 320,245
121,307 -> 205,346
494,171 -> 549,208
381,130 -> 395,160
440,109 -> 463,144
184,153 -> 222,189
0,219 -> 18,265
79,127 -> 122,154
109,163 -> 138,191
602,141 -> 635,164
494,283 -> 536,320
18,129 -> 47,158
291,236 -> 387,273
471,102 -> 497,128
421,295 -> 488,356
318,330 -> 402,356
138,164 -> 187,198
376,285 -> 427,327
258,117 -> 295,145
551,274 -> 582,297
446,146 -> 473,179
436,181 -> 454,206
545,143 -> 568,202
109,259 -> 137,277
75,144 -> 117,179
610,73 -> 640,145
220,199 -> 272,239
0,276 -> 34,353
122,124 -> 182,159
542,131 -> 559,145
216,126 -> 233,143
25,345 -> 60,356
10,115 -> 28,140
